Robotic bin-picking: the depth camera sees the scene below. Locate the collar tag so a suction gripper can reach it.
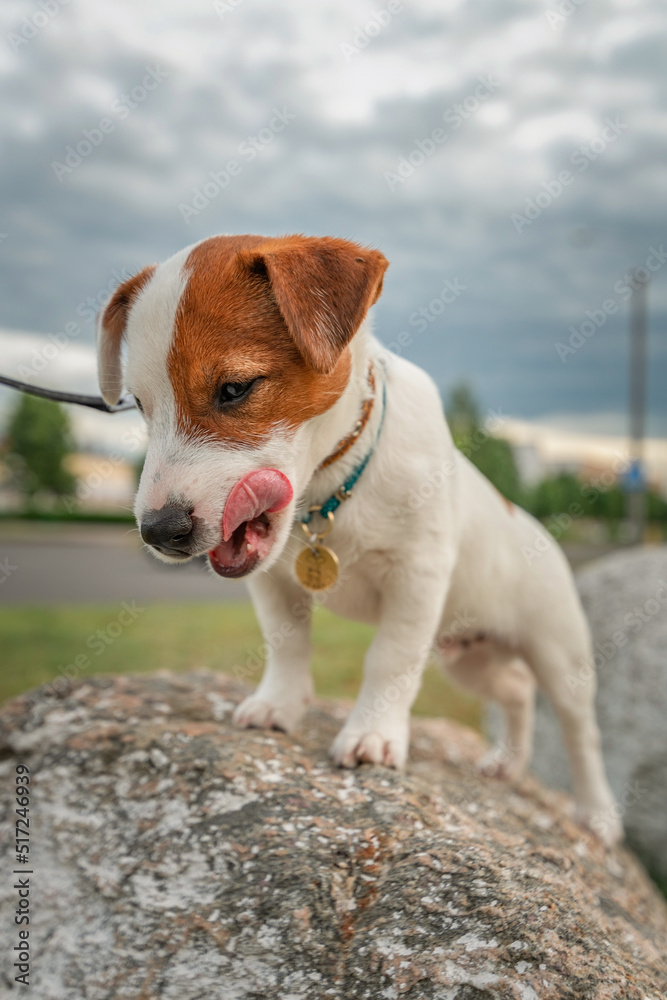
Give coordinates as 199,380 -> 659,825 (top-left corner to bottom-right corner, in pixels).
295,373 -> 387,592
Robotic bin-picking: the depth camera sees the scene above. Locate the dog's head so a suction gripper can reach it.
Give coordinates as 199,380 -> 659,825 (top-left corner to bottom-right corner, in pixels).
97,234 -> 388,578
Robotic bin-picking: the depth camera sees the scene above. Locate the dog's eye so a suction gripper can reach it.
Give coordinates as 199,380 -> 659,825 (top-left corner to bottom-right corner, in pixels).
217,379 -> 260,408
133,396 -> 144,414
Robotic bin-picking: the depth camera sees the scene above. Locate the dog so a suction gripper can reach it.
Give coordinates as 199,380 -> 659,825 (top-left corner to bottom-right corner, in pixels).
96,233 -> 621,844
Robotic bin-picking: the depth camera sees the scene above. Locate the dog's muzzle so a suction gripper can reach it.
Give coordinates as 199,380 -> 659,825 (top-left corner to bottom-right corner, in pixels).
140,504 -> 195,558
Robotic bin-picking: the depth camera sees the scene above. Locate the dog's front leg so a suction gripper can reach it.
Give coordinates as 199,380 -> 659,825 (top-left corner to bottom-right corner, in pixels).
331,561 -> 449,769
233,572 -> 313,734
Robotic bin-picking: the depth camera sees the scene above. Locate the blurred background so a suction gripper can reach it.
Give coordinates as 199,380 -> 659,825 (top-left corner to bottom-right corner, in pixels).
0,0 -> 665,717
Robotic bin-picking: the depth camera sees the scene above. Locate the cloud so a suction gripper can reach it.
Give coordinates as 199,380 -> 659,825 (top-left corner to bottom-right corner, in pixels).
0,0 -> 665,434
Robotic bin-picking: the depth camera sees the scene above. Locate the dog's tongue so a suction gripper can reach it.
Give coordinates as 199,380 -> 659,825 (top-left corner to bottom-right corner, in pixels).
222,468 -> 293,541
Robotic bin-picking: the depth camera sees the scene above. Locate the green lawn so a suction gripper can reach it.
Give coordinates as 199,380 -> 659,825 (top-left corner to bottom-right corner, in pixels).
0,602 -> 481,730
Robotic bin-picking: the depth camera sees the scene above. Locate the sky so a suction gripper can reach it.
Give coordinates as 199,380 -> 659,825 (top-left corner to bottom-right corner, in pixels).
0,0 -> 666,444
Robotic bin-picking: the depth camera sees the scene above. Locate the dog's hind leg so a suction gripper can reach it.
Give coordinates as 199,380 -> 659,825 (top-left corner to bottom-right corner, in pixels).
522,636 -> 621,845
439,641 -> 536,781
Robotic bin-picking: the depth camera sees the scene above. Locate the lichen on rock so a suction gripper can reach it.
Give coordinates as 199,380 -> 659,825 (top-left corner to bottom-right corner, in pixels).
1,670 -> 666,999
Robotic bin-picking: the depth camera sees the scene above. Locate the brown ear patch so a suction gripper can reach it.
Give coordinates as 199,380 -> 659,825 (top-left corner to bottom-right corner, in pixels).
167,234 -> 387,445
97,265 -> 156,404
239,236 -> 389,373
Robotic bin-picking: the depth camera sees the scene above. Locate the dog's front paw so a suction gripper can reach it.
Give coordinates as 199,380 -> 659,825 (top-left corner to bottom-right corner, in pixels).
330,717 -> 409,770
233,689 -> 309,734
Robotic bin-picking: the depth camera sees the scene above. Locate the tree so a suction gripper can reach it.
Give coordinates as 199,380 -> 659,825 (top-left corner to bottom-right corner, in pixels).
5,394 -> 76,500
525,473 -> 629,522
526,473 -> 582,521
445,382 -> 524,505
446,383 -> 480,440
647,490 -> 667,523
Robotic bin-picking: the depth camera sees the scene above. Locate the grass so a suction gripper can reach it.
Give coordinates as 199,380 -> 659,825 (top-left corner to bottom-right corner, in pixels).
0,602 -> 481,730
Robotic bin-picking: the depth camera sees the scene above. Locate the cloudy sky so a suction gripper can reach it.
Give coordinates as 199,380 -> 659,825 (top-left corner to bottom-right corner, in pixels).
1,0 -> 666,441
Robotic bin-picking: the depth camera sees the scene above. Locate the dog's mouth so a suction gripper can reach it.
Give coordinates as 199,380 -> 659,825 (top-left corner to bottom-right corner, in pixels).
208,511 -> 274,578
208,468 -> 293,579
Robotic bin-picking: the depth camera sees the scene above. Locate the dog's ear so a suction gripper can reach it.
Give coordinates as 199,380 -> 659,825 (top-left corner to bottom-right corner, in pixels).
96,266 -> 156,405
240,237 -> 389,374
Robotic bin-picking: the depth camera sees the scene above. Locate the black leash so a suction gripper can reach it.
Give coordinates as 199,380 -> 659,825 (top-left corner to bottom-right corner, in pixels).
0,372 -> 136,413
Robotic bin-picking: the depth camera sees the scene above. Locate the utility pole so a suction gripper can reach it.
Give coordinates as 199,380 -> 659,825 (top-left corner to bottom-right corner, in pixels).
626,271 -> 648,543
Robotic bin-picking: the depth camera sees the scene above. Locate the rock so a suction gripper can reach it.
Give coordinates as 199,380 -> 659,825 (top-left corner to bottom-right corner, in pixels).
527,545 -> 667,888
1,670 -> 666,1000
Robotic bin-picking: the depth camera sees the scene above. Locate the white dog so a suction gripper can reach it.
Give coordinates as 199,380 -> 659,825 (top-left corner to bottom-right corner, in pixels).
97,233 -> 621,844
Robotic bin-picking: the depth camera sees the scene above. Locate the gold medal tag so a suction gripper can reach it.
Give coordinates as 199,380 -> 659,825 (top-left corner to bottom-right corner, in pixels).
295,544 -> 339,592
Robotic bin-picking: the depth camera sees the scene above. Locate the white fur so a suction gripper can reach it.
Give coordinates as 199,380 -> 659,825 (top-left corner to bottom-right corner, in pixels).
115,243 -> 622,846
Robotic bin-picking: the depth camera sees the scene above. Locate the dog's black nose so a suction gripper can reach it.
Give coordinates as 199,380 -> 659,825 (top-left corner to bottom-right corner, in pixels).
140,506 -> 194,556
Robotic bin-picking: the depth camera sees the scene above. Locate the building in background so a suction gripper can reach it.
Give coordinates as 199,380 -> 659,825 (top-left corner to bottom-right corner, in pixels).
497,418 -> 667,497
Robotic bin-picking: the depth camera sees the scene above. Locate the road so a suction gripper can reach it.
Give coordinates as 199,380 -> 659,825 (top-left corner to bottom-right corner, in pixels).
0,521 -> 620,605
0,521 -> 248,604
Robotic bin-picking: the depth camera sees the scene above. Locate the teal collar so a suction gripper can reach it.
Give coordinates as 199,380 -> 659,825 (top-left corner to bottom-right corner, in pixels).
300,376 -> 387,529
